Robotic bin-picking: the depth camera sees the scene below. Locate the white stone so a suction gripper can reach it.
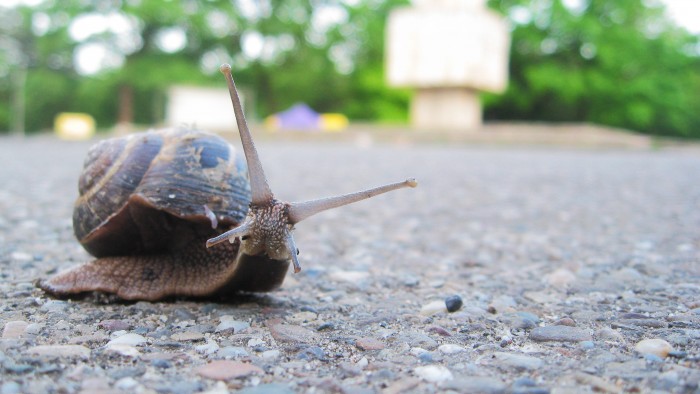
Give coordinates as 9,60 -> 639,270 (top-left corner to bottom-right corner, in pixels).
414,365 -> 454,383
635,339 -> 673,358
115,377 -> 139,390
262,349 -> 281,360
107,333 -> 146,347
420,300 -> 447,316
493,352 -> 544,371
195,339 -> 220,355
2,321 -> 28,339
410,347 -> 429,357
356,357 -> 369,368
105,344 -> 141,357
438,344 -> 465,354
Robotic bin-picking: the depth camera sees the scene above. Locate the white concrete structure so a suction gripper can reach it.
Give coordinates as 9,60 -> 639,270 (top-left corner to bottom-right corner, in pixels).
165,85 -> 242,132
386,0 -> 510,130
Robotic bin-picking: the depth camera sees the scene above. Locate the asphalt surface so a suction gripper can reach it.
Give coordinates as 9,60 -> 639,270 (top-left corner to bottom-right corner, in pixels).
0,132 -> 699,393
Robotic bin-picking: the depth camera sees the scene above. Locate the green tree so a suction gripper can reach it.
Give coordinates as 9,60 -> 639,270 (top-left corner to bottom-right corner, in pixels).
486,0 -> 700,137
0,0 -> 409,133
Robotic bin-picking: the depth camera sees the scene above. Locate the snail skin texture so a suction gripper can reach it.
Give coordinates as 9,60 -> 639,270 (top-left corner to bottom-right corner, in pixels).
39,64 -> 417,301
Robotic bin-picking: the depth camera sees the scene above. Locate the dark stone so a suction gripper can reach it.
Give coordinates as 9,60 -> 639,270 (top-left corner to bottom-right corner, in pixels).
445,295 -> 463,312
418,352 -> 434,363
4,362 -> 34,374
668,350 -> 687,359
300,305 -> 319,314
317,322 -> 336,331
109,367 -> 146,380
151,359 -> 172,369
296,346 -> 327,361
172,308 -> 196,322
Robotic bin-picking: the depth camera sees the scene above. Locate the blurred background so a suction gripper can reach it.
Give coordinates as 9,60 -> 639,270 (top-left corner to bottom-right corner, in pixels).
0,0 -> 698,139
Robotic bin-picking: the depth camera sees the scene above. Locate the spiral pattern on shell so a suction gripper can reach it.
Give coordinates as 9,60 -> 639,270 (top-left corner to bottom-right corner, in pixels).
73,128 -> 251,257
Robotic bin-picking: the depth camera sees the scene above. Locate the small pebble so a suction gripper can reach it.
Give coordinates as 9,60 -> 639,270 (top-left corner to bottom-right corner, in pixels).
114,377 -> 139,391
24,323 -> 41,336
27,345 -> 90,359
317,322 -> 336,331
595,327 -> 624,342
356,337 -> 385,351
40,300 -> 69,313
105,344 -> 141,357
580,341 -> 595,350
151,359 -> 171,369
530,326 -> 592,342
418,352 -> 434,363
635,338 -> 673,358
493,352 -> 544,371
554,317 -> 576,327
444,295 -> 463,312
668,350 -> 687,359
644,354 -> 664,363
108,333 -> 146,347
499,336 -> 513,347
414,365 -> 453,383
195,340 -> 219,355
195,360 -> 263,381
356,357 -> 369,368
2,321 -> 28,339
399,333 -> 438,350
268,322 -> 320,344
426,325 -> 451,337
98,320 -> 131,332
437,344 -> 465,354
420,300 -> 447,316
217,346 -> 249,358
296,346 -> 326,361
215,320 -> 250,333
287,311 -> 317,324
262,349 -> 281,360
170,331 -> 205,342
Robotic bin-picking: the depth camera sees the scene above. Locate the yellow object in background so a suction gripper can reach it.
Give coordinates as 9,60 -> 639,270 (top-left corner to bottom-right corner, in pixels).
319,113 -> 348,132
55,113 -> 96,140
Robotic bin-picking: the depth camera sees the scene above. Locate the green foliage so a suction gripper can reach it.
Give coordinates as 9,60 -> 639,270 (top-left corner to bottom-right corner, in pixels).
0,0 -> 410,133
0,0 -> 697,137
486,0 -> 700,138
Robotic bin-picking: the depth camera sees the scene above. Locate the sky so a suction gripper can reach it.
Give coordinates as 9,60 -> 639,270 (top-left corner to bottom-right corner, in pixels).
661,0 -> 700,34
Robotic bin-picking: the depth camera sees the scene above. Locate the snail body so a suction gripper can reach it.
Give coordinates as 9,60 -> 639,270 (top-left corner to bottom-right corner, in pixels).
40,64 -> 416,301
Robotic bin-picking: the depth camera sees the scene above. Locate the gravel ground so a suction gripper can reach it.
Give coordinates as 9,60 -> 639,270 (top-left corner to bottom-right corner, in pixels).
1,133 -> 699,394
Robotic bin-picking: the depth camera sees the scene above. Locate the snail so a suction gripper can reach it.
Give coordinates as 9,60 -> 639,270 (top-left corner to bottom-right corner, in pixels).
39,64 -> 417,301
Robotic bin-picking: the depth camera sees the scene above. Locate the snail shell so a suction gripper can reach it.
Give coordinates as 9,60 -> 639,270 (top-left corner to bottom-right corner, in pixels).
39,64 -> 416,301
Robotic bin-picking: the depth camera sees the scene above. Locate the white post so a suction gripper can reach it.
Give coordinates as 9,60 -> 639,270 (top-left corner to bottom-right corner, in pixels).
386,0 -> 510,131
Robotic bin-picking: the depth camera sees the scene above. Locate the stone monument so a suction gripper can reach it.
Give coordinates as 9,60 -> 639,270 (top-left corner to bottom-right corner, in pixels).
386,0 -> 510,130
